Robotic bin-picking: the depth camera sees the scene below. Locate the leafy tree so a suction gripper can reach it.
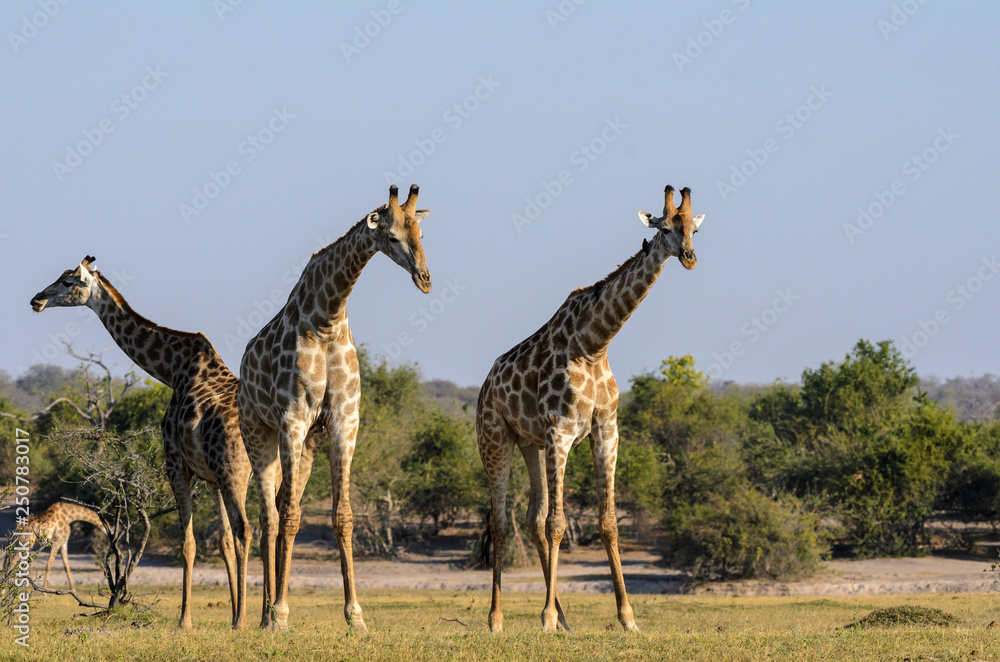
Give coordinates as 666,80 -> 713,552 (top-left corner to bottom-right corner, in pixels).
746,340 -> 950,557
799,339 -> 918,432
401,411 -> 482,534
106,381 -> 172,434
936,415 -> 1000,532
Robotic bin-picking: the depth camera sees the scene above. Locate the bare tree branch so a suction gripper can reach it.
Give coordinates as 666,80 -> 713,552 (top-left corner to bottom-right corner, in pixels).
28,580 -> 106,610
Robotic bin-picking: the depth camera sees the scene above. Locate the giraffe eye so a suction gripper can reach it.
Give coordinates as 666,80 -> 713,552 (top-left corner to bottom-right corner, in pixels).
387,236 -> 400,243
62,279 -> 74,286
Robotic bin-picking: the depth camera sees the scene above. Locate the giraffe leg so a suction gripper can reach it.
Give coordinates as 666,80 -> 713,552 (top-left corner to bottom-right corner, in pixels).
478,412 -> 515,635
591,416 -> 637,632
59,541 -> 75,593
329,423 -> 367,632
217,470 -> 252,630
254,455 -> 280,629
519,443 -> 570,632
168,468 -> 196,629
275,435 -> 317,619
43,546 -> 56,588
541,428 -> 572,633
272,422 -> 308,630
212,486 -> 239,627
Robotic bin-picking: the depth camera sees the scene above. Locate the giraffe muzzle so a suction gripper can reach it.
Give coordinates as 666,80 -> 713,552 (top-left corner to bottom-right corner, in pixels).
413,270 -> 432,293
30,296 -> 47,312
680,250 -> 697,270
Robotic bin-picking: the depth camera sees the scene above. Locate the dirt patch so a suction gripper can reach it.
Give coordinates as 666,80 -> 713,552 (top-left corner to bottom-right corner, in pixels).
22,524 -> 1000,599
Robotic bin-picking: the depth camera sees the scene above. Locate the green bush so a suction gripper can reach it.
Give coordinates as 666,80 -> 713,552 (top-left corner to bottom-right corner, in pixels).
401,411 -> 482,534
663,489 -> 825,581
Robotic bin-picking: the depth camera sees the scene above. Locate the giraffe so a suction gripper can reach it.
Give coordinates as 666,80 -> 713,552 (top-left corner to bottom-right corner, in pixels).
18,501 -> 104,592
477,185 -> 705,634
30,258 -> 253,629
238,184 -> 432,631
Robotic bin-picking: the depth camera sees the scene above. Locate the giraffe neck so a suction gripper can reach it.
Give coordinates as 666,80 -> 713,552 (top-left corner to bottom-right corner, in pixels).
291,218 -> 378,330
575,231 -> 673,356
86,273 -> 209,388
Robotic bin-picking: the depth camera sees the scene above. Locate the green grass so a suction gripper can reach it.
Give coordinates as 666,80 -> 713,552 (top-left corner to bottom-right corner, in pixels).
4,587 -> 1000,661
846,605 -> 958,628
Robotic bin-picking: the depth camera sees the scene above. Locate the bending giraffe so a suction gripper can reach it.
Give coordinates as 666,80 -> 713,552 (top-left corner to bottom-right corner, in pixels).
30,260 -> 253,629
477,185 -> 705,633
19,501 -> 104,592
238,184 -> 431,630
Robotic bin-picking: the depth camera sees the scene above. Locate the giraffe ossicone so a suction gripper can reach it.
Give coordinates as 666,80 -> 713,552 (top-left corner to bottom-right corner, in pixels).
31,258 -> 253,630
477,184 -> 704,634
237,183 -> 432,631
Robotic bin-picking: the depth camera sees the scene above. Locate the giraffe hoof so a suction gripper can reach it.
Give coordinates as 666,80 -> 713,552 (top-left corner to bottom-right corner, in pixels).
541,608 -> 562,633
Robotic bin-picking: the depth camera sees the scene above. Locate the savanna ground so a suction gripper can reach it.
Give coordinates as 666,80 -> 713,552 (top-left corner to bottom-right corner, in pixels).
7,519 -> 1000,662
6,588 -> 1000,661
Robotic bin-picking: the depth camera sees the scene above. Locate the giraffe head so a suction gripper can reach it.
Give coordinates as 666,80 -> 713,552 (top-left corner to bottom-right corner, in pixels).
637,185 -> 704,270
30,255 -> 99,311
365,184 -> 432,293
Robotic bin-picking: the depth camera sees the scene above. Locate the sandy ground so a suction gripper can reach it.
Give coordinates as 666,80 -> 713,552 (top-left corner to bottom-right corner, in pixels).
11,504 -> 997,598
32,545 -> 1000,598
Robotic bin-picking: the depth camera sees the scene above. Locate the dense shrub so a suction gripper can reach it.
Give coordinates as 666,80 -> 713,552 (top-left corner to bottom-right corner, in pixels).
663,488 -> 824,581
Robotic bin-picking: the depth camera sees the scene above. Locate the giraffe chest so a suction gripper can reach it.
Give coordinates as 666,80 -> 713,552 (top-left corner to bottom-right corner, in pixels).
496,356 -> 609,445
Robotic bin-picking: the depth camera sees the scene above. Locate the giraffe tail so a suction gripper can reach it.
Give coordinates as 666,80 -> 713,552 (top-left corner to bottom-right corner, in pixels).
477,509 -> 493,569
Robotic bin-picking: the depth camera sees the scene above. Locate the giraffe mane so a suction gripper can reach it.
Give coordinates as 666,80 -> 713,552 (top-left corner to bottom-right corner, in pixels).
303,216 -> 369,269
95,272 -> 213,343
565,245 -> 645,302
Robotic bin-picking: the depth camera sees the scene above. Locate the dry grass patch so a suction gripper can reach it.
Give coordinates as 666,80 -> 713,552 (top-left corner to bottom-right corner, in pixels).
3,587 -> 1000,661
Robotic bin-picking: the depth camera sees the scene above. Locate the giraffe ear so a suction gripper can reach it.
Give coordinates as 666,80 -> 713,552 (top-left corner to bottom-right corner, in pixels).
414,209 -> 430,223
693,214 -> 705,229
637,211 -> 658,228
366,211 -> 380,229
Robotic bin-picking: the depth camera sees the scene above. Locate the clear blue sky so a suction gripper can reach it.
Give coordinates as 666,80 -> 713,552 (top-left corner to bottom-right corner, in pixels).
3,1 -> 998,388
